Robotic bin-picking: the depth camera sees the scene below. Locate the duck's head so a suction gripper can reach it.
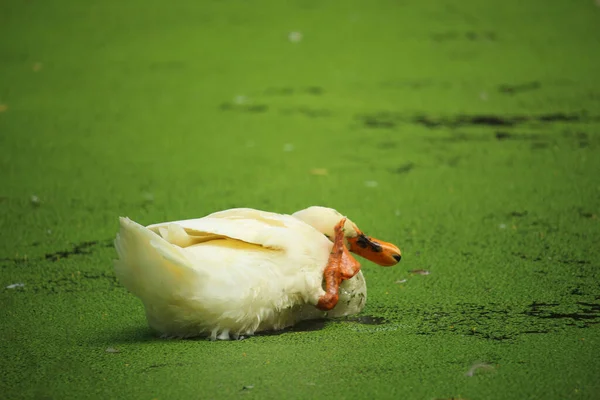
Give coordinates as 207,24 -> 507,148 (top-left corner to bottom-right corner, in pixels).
292,206 -> 401,266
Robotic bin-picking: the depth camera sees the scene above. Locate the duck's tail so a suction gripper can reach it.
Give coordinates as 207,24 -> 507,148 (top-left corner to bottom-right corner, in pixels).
114,217 -> 197,301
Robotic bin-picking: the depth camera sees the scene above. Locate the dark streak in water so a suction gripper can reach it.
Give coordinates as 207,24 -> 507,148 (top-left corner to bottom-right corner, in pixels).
246,104 -> 269,113
298,107 -> 331,118
512,252 -> 542,262
580,211 -> 596,219
305,86 -> 324,95
392,163 -> 415,174
524,301 -> 600,323
577,208 -> 597,219
499,81 -> 541,95
264,87 -> 294,96
45,241 -> 97,261
2,239 -> 113,267
424,115 -> 520,127
362,115 -> 397,129
508,211 -> 528,217
220,103 -> 269,113
558,259 -> 591,265
413,115 -> 442,128
45,240 -> 113,262
495,131 -> 512,140
368,298 -> 600,341
359,110 -> 596,130
412,113 -> 592,129
494,131 -> 545,142
538,113 -> 581,123
431,31 -> 496,42
531,142 -> 550,150
141,362 -> 188,372
279,107 -> 331,118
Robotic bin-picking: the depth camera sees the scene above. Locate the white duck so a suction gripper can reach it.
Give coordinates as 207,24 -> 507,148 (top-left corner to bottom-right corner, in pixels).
114,206 -> 401,340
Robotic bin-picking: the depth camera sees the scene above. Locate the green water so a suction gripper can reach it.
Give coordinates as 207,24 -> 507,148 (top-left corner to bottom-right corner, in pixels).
1,0 -> 599,398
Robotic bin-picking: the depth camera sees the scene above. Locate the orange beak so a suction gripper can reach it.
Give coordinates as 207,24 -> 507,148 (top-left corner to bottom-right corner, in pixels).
347,231 -> 401,267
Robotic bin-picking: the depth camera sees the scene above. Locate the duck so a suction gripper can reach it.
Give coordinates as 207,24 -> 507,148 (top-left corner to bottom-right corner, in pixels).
114,206 -> 401,340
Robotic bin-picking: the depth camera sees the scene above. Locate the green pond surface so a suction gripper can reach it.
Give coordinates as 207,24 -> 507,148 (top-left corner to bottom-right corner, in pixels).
1,0 -> 599,399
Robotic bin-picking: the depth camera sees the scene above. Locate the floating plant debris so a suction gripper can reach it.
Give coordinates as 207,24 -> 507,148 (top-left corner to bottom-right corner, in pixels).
465,362 -> 495,377
409,269 -> 430,275
105,347 -> 120,353
5,283 -> 25,289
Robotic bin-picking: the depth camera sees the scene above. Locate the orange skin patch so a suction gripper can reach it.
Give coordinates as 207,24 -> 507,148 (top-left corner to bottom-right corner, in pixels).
316,218 -> 361,311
